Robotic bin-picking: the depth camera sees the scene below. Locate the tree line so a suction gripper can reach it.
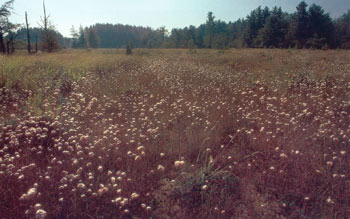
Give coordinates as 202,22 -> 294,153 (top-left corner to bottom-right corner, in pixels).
168,2 -> 350,49
2,0 -> 350,53
67,2 -> 350,50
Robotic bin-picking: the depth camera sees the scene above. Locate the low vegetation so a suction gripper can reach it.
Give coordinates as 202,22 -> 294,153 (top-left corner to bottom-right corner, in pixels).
1,49 -> 350,218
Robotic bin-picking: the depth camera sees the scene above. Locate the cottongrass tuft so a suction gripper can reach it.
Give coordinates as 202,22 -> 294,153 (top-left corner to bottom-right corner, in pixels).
35,209 -> 47,219
174,160 -> 185,168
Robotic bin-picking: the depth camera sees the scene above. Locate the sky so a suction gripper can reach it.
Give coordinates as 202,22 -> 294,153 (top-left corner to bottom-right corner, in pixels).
8,0 -> 350,37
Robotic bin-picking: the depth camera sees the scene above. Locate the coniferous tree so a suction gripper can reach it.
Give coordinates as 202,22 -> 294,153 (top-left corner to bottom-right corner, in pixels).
9,1 -> 350,51
335,10 -> 350,48
77,26 -> 87,48
205,12 -> 215,48
87,27 -> 99,48
244,7 -> 268,47
307,4 -> 334,48
259,7 -> 288,48
293,1 -> 310,48
70,26 -> 79,48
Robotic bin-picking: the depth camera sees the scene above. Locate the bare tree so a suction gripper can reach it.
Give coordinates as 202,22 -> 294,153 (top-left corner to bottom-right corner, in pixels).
25,11 -> 31,53
40,0 -> 59,52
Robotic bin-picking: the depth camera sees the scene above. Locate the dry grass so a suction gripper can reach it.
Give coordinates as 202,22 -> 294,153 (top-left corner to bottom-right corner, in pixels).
1,48 -> 350,218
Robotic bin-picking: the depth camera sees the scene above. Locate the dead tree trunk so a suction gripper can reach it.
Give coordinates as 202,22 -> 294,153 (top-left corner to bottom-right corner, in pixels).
25,11 -> 31,54
42,0 -> 50,52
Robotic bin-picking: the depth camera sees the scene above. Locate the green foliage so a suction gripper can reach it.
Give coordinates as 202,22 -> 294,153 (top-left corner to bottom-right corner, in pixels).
335,10 -> 350,48
87,28 -> 99,48
171,155 -> 240,217
7,1 -> 350,51
76,26 -> 87,49
0,0 -> 18,53
204,12 -> 215,48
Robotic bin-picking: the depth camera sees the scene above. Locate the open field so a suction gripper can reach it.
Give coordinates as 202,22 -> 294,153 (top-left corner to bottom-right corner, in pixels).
1,49 -> 350,218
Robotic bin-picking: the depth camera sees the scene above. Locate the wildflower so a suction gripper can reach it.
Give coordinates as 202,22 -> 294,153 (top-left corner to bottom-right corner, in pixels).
202,185 -> 208,190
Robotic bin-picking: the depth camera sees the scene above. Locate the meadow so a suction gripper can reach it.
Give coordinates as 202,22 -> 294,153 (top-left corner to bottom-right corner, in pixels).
1,48 -> 350,218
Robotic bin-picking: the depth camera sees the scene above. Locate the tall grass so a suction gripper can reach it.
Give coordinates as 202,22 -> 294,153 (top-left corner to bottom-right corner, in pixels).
1,49 -> 350,218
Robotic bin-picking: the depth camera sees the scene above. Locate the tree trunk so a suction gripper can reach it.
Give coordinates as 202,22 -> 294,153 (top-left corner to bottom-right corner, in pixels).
6,40 -> 10,54
35,35 -> 38,53
43,1 -> 49,52
10,35 -> 15,53
0,32 -> 5,54
25,11 -> 31,54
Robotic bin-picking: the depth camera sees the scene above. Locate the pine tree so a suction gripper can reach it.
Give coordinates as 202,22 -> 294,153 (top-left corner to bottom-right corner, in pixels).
87,28 -> 99,48
77,26 -> 87,48
335,10 -> 350,48
307,4 -> 334,48
205,12 -> 215,48
259,7 -> 288,48
70,26 -> 79,48
295,1 -> 310,48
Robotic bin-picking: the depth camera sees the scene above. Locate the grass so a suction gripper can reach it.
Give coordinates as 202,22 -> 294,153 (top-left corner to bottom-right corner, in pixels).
1,48 -> 350,218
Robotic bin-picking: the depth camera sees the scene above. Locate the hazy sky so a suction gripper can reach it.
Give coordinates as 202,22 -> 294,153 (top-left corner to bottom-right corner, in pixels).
8,0 -> 350,37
